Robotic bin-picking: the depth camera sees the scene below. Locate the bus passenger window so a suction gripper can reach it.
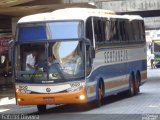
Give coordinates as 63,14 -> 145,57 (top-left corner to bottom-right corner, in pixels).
104,20 -> 111,42
109,20 -> 116,42
119,19 -> 130,43
110,19 -> 120,43
132,20 -> 141,42
86,17 -> 93,45
93,18 -> 104,44
125,20 -> 132,42
139,21 -> 145,42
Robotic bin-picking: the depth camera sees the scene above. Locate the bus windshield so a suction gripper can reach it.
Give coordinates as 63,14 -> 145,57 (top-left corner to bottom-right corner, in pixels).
18,21 -> 83,41
15,41 -> 84,83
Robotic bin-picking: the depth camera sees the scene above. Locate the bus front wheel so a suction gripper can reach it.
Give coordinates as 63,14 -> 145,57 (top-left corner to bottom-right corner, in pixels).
95,82 -> 103,107
37,105 -> 46,112
135,73 -> 140,95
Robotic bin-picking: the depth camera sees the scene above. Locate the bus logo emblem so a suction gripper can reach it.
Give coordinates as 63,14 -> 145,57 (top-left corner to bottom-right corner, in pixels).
46,88 -> 51,92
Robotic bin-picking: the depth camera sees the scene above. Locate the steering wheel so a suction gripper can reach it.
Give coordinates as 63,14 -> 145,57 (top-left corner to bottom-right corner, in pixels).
49,63 -> 65,79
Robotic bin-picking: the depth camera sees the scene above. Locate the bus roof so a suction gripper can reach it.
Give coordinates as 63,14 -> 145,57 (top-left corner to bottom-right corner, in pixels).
18,8 -> 143,23
123,15 -> 143,21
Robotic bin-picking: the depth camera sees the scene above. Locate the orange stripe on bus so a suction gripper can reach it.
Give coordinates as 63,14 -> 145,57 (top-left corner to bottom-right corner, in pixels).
105,78 -> 128,89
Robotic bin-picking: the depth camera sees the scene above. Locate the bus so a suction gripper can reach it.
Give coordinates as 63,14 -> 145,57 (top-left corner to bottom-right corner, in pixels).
146,30 -> 160,68
13,8 -> 147,112
151,39 -> 160,68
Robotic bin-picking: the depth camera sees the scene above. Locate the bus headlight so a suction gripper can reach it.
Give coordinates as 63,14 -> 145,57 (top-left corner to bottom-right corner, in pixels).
67,82 -> 85,92
67,86 -> 82,92
79,94 -> 85,100
16,89 -> 31,94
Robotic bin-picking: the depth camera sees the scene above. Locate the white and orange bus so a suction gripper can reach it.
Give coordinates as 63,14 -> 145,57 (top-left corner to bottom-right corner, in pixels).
13,8 -> 147,112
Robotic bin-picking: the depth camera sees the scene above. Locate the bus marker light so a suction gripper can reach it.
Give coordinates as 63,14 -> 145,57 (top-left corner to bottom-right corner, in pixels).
17,98 -> 24,102
17,98 -> 21,102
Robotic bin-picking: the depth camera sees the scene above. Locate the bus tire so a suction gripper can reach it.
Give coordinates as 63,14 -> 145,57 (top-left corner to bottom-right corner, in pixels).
134,79 -> 139,95
37,105 -> 46,112
95,82 -> 103,107
128,74 -> 135,97
135,72 -> 140,95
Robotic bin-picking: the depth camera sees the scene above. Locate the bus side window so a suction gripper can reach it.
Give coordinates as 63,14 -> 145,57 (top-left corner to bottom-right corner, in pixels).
101,18 -> 106,43
86,17 -> 93,45
139,21 -> 145,42
110,18 -> 120,43
112,20 -> 118,42
118,19 -> 124,42
124,20 -> 130,42
129,21 -> 135,43
93,17 -> 104,44
132,20 -> 141,42
126,20 -> 133,43
109,19 -> 116,42
104,20 -> 111,42
119,19 -> 130,43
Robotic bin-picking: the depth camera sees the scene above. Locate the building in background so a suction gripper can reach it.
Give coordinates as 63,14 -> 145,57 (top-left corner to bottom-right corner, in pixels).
0,0 -> 160,86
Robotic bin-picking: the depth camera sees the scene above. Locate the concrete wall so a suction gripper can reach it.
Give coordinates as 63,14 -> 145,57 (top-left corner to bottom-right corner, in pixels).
144,17 -> 160,29
10,0 -> 160,31
98,0 -> 160,12
67,0 -> 93,3
69,0 -> 160,12
11,17 -> 20,37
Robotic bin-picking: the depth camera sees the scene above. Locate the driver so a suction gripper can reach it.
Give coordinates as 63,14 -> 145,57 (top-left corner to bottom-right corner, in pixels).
26,50 -> 38,71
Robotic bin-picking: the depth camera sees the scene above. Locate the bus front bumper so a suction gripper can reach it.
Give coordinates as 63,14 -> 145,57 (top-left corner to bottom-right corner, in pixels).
16,88 -> 88,105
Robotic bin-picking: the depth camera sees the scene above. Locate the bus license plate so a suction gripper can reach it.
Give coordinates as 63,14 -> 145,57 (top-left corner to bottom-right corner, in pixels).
43,97 -> 54,101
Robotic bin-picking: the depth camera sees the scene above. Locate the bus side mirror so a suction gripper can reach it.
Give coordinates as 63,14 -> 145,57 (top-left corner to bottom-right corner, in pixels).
85,38 -> 91,45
